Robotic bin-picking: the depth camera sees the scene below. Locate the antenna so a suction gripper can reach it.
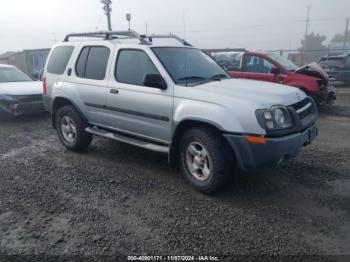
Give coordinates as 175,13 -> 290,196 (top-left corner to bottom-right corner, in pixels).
100,0 -> 112,31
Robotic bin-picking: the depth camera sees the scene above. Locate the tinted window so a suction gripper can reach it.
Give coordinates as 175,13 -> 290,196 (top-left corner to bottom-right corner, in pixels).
245,55 -> 275,74
116,49 -> 159,86
47,46 -> 74,74
75,46 -> 110,80
75,47 -> 89,77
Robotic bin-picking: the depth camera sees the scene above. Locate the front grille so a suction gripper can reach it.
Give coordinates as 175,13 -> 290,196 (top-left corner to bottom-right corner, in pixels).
290,98 -> 311,111
17,94 -> 43,103
290,97 -> 314,120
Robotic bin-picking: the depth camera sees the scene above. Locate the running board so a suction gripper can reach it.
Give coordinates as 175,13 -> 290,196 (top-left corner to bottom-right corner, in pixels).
85,127 -> 169,153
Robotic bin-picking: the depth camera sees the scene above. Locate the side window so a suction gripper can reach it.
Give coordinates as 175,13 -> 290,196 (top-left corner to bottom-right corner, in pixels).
47,46 -> 74,75
346,56 -> 350,65
244,55 -> 275,74
75,46 -> 110,80
76,48 -> 89,77
115,49 -> 160,86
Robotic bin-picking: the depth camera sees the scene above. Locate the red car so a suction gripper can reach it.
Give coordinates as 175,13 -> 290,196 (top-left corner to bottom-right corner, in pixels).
207,49 -> 336,106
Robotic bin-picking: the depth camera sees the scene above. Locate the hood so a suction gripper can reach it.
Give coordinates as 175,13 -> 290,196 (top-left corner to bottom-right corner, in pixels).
0,81 -> 42,96
177,78 -> 306,108
296,62 -> 329,80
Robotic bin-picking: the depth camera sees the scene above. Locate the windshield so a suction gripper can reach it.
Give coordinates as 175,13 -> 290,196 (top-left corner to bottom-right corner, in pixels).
152,47 -> 229,85
267,53 -> 298,71
0,67 -> 33,83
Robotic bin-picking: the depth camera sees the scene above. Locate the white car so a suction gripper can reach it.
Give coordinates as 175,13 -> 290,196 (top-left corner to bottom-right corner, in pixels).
0,64 -> 44,116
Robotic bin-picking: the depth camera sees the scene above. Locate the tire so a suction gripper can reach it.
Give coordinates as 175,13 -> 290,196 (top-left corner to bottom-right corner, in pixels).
56,105 -> 92,152
179,128 -> 231,194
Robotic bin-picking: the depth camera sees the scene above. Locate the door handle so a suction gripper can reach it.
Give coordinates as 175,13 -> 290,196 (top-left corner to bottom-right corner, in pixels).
110,89 -> 119,94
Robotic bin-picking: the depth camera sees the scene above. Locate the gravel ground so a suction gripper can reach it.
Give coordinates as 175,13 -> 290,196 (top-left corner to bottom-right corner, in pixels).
0,95 -> 350,261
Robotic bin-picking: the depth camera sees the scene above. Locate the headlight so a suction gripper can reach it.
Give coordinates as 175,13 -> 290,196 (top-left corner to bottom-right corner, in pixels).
0,94 -> 16,102
257,106 -> 292,130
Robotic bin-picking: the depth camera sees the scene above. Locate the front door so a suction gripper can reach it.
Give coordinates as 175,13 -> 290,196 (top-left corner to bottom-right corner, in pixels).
104,48 -> 173,144
240,54 -> 285,84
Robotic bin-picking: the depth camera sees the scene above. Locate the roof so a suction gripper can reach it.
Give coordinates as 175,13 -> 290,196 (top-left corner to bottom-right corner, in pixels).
321,53 -> 350,59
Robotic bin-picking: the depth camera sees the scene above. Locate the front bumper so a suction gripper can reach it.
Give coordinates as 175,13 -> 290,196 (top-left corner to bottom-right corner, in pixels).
316,85 -> 337,105
224,124 -> 318,170
0,101 -> 45,116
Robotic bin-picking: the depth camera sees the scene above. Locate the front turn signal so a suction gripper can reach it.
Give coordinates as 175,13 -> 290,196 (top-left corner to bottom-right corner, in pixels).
245,136 -> 267,144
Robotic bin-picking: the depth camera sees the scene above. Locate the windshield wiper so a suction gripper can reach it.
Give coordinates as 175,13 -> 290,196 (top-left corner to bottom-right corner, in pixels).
177,76 -> 208,82
209,74 -> 230,80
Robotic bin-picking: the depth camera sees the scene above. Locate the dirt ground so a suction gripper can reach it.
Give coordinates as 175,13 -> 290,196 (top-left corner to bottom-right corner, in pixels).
0,91 -> 349,261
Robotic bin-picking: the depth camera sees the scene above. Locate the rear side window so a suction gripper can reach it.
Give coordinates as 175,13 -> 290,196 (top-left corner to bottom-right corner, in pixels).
75,46 -> 110,80
47,46 -> 74,75
115,49 -> 159,86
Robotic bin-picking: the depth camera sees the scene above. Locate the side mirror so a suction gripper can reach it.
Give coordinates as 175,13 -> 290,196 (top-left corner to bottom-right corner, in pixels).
143,74 -> 167,90
271,67 -> 280,75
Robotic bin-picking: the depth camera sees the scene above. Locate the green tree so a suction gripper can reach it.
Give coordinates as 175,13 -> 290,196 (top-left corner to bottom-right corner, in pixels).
331,30 -> 350,44
298,33 -> 328,63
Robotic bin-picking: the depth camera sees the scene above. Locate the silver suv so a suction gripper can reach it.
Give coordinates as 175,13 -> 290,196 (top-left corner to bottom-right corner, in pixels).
43,31 -> 318,193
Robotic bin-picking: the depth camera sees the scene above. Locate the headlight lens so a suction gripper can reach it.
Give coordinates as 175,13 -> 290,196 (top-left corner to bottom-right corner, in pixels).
258,106 -> 292,130
0,94 -> 16,102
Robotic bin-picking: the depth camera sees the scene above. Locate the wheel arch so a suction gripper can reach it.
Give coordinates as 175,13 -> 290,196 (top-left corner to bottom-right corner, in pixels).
169,119 -> 235,168
51,96 -> 88,129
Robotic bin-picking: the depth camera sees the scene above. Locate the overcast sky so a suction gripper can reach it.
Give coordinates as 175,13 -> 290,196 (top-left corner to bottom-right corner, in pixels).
0,0 -> 349,53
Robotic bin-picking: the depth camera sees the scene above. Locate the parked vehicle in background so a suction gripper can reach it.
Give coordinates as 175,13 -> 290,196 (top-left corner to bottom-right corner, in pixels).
207,50 -> 337,106
43,31 -> 318,193
319,53 -> 350,84
0,64 -> 44,116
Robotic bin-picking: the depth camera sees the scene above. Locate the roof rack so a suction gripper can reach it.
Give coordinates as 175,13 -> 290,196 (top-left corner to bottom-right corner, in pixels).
63,30 -> 192,47
140,34 -> 192,47
64,30 -> 149,44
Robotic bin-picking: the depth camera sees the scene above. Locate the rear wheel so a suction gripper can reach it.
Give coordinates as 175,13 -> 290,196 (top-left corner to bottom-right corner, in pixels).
179,128 -> 231,194
56,105 -> 92,151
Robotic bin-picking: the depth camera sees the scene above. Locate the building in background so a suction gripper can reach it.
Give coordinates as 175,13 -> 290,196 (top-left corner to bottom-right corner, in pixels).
0,49 -> 50,78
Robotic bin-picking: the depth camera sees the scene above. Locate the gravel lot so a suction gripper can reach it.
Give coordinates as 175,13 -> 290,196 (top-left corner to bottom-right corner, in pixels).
0,92 -> 350,261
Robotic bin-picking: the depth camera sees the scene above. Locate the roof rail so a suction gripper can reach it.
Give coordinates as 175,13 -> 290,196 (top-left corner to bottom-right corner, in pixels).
140,34 -> 192,47
63,31 -> 192,47
63,30 -> 150,44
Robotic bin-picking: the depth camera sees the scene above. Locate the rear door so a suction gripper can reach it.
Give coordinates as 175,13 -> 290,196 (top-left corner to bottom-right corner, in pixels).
69,44 -> 112,125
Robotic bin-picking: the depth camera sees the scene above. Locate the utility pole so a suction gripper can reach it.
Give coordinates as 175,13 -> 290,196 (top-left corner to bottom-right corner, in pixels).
101,0 -> 112,31
145,23 -> 148,35
302,5 -> 311,65
304,5 -> 311,37
343,18 -> 349,50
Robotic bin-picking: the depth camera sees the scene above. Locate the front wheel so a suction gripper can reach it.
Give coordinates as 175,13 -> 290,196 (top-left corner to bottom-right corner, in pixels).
179,128 -> 232,194
56,105 -> 92,152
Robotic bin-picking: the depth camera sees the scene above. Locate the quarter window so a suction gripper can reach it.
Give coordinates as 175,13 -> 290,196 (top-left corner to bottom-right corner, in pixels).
47,46 -> 74,75
75,46 -> 110,80
115,49 -> 160,86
